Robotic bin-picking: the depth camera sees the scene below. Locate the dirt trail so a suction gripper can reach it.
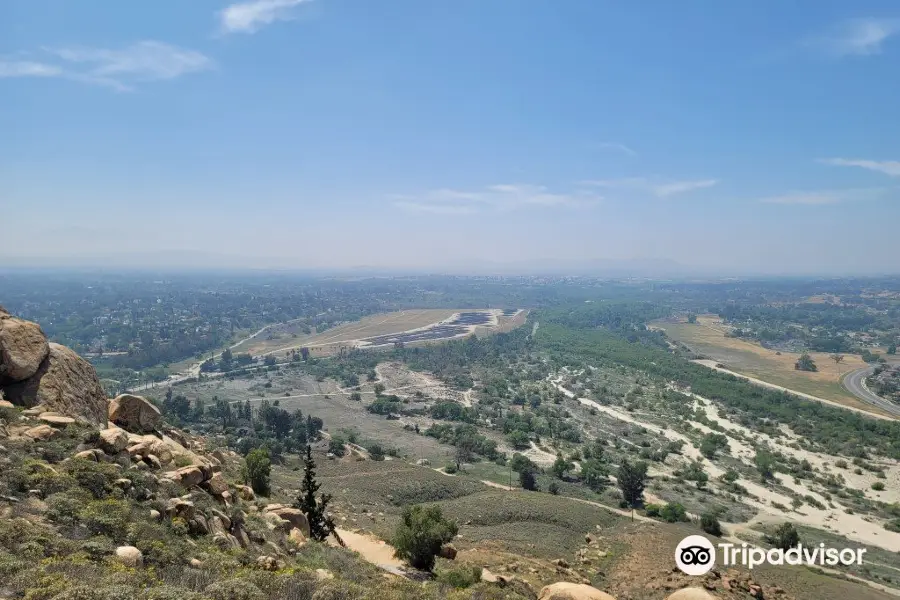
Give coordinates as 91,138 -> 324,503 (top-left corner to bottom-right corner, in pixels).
333,528 -> 404,569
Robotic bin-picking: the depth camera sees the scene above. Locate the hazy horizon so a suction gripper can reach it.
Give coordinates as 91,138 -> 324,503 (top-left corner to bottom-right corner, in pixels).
3,1 -> 900,275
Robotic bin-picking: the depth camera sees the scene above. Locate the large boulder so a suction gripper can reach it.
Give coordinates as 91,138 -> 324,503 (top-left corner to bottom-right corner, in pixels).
108,394 -> 161,433
203,472 -> 229,496
165,466 -> 205,488
263,504 -> 310,537
0,315 -> 50,384
2,343 -> 107,427
665,589 -> 719,600
538,582 -> 617,600
98,428 -> 130,454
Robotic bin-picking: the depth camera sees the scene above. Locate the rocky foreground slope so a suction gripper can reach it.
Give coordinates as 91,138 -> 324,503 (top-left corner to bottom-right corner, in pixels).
0,305 -> 784,599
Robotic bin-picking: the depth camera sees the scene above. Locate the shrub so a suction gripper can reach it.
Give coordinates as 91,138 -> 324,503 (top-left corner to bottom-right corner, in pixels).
78,499 -> 132,541
648,503 -> 688,523
242,448 -> 271,496
443,463 -> 458,474
391,505 -> 458,572
204,580 -> 266,600
519,469 -> 537,491
64,459 -> 121,499
548,481 -> 560,495
437,565 -> 482,589
872,481 -> 886,491
766,522 -> 800,551
46,488 -> 94,525
700,513 -> 722,536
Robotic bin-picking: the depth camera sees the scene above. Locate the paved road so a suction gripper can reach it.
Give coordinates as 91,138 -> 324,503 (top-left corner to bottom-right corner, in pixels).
843,361 -> 900,418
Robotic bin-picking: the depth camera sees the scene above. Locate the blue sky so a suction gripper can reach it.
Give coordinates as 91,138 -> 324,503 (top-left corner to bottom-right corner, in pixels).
2,1 -> 900,274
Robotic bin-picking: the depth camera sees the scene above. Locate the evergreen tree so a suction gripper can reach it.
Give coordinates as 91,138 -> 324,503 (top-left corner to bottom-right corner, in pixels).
295,445 -> 343,545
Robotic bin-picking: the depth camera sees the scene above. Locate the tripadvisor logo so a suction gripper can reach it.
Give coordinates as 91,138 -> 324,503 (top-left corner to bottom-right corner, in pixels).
675,535 -> 866,575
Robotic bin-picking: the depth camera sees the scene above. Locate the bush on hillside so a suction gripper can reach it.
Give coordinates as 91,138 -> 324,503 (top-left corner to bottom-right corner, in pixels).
391,505 -> 458,572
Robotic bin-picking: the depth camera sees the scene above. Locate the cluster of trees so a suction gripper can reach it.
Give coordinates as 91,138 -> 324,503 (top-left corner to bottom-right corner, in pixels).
425,423 -> 500,464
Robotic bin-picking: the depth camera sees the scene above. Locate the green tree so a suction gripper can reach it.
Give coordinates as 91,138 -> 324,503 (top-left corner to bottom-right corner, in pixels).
510,453 -> 536,473
295,445 -> 342,544
795,353 -> 818,372
700,513 -> 723,536
754,450 -> 776,482
687,313 -> 698,324
580,459 -> 609,491
391,505 -> 458,571
767,522 -> 800,551
506,430 -> 530,450
242,447 -> 271,496
328,436 -> 346,457
699,433 -> 729,459
220,347 -> 233,370
551,456 -> 574,479
888,344 -> 897,355
617,460 -> 648,507
519,468 -> 537,491
374,383 -> 386,396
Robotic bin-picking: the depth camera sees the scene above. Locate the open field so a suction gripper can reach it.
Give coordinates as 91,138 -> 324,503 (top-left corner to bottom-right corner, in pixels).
654,315 -> 876,412
230,308 -> 522,358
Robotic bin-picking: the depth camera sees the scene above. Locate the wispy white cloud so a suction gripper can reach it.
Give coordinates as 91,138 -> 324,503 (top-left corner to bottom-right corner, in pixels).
0,60 -> 62,78
0,42 -> 212,91
219,0 -> 313,34
819,158 -> 900,177
592,142 -> 638,157
804,18 -> 900,57
392,184 -> 600,215
581,177 -> 718,198
759,188 -> 885,205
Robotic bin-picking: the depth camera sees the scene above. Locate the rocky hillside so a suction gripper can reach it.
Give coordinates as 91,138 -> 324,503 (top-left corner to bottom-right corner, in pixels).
0,306 -> 803,599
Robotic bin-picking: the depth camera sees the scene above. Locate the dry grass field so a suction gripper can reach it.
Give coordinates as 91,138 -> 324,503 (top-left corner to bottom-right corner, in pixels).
655,315 -> 870,409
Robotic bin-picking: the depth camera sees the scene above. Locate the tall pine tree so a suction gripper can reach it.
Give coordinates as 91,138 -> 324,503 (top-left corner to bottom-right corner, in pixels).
295,445 -> 343,545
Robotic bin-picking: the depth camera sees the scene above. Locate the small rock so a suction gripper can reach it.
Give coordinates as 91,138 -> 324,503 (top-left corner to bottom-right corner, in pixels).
149,509 -> 161,520
165,498 -> 196,520
38,413 -> 75,427
289,527 -> 307,545
236,484 -> 255,501
115,546 -> 144,568
438,544 -> 457,560
315,568 -> 334,581
113,478 -> 132,490
73,449 -> 103,461
256,555 -> 279,571
189,558 -> 204,568
24,424 -> 59,441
